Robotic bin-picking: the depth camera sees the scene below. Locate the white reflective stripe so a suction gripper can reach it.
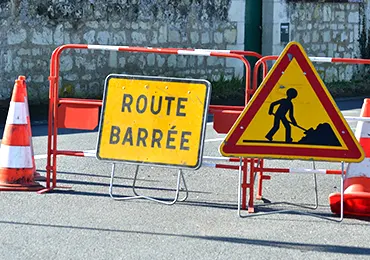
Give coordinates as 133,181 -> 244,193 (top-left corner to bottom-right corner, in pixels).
6,101 -> 27,125
345,116 -> 370,122
357,121 -> 370,138
83,150 -> 96,157
355,121 -> 364,139
204,138 -> 224,142
202,162 -> 216,168
290,168 -> 327,174
88,45 -> 120,51
346,158 -> 370,178
309,57 -> 332,63
0,144 -> 33,168
203,156 -> 231,162
194,49 -> 230,53
177,50 -> 211,56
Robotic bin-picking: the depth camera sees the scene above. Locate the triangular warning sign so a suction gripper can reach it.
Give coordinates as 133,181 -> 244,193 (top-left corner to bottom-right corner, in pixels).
220,41 -> 364,162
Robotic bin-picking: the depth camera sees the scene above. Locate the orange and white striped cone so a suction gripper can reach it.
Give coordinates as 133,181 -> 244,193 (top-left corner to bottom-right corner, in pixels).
18,76 -> 46,181
0,79 -> 44,191
329,98 -> 370,217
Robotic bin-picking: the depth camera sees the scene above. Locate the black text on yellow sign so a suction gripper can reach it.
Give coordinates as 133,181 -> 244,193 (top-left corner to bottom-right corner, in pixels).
109,94 -> 192,150
96,75 -> 211,169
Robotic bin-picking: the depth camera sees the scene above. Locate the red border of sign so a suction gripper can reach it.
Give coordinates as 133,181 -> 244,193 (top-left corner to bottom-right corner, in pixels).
220,42 -> 364,162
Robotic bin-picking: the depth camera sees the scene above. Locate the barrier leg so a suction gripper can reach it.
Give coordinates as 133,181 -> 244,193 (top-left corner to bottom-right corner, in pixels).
256,159 -> 264,200
237,157 -> 243,216
248,159 -> 255,213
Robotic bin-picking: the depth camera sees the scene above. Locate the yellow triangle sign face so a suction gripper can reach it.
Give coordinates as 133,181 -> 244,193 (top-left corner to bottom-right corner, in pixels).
220,41 -> 364,162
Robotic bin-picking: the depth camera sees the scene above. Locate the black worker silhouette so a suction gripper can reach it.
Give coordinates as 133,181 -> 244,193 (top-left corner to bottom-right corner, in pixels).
265,88 -> 298,143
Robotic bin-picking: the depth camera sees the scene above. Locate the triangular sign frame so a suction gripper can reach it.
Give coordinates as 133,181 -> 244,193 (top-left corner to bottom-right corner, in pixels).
220,41 -> 364,163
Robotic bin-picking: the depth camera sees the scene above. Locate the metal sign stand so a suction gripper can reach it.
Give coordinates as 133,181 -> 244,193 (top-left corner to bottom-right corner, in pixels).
109,163 -> 188,205
237,158 -> 344,222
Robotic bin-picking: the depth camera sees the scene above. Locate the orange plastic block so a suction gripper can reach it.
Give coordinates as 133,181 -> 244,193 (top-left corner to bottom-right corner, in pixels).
57,99 -> 100,130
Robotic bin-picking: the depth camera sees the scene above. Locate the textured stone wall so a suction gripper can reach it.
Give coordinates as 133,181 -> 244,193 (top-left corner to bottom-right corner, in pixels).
262,0 -> 368,83
290,2 -> 363,83
0,0 -> 245,104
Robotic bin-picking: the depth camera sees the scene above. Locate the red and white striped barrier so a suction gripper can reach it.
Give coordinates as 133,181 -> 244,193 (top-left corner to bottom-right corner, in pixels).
45,44 -> 258,191
201,162 -> 343,175
253,55 -> 370,92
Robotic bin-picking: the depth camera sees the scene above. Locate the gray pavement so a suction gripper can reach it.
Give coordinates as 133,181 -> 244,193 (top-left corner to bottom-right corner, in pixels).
0,98 -> 370,260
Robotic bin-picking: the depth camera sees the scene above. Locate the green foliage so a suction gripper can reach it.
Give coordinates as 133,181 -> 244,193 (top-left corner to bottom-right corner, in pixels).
326,76 -> 370,99
209,75 -> 245,105
209,74 -> 370,105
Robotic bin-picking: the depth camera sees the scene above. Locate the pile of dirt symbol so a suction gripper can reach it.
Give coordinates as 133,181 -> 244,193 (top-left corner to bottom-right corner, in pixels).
298,123 -> 341,146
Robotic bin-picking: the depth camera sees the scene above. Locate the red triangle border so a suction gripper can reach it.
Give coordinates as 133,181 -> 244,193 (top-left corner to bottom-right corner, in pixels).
221,43 -> 364,162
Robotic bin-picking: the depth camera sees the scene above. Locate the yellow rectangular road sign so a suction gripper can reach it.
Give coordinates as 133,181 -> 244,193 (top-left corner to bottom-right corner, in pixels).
96,74 -> 211,169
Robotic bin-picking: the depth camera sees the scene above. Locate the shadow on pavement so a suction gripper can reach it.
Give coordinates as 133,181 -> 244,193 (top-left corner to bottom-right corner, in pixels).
1,219 -> 370,255
47,178 -> 212,195
38,170 -> 160,183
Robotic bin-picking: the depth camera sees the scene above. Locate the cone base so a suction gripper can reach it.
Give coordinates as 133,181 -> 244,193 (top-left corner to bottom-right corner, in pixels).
0,179 -> 44,191
329,192 -> 370,217
34,171 -> 47,181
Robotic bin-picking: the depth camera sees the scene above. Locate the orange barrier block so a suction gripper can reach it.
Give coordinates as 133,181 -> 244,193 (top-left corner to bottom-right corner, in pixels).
0,79 -> 44,191
329,98 -> 370,217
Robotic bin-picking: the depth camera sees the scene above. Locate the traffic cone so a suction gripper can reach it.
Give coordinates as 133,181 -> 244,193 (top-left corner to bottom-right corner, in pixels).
329,98 -> 370,217
18,76 -> 46,181
0,79 -> 44,191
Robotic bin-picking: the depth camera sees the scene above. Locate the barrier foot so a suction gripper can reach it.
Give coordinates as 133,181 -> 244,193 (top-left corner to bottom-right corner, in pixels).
34,172 -> 47,182
0,184 -> 44,192
36,185 -> 73,194
37,188 -> 54,194
109,163 -> 188,205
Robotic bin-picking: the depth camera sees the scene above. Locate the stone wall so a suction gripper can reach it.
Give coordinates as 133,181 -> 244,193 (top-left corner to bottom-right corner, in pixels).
262,0 -> 369,83
0,0 -> 245,104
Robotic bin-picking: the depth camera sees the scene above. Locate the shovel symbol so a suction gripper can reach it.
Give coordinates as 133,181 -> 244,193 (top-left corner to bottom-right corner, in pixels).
272,113 -> 314,135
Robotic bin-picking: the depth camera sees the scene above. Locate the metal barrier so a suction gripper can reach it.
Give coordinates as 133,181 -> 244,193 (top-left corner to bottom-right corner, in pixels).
41,44 -> 260,193
41,42 -> 369,220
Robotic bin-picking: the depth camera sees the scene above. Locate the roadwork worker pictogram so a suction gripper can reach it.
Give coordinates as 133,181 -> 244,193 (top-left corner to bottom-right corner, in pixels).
265,87 -> 298,143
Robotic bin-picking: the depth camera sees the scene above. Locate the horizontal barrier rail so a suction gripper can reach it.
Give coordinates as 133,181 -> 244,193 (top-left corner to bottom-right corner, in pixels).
253,55 -> 370,92
344,116 -> 370,122
254,167 -> 345,175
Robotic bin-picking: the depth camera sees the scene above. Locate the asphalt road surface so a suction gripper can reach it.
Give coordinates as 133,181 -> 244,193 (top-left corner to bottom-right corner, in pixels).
0,98 -> 369,260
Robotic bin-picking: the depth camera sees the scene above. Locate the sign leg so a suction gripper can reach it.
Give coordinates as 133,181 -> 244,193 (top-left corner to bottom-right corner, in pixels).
132,168 -> 187,205
312,160 -> 319,210
256,159 -> 264,200
339,161 -> 344,222
109,164 -> 188,205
